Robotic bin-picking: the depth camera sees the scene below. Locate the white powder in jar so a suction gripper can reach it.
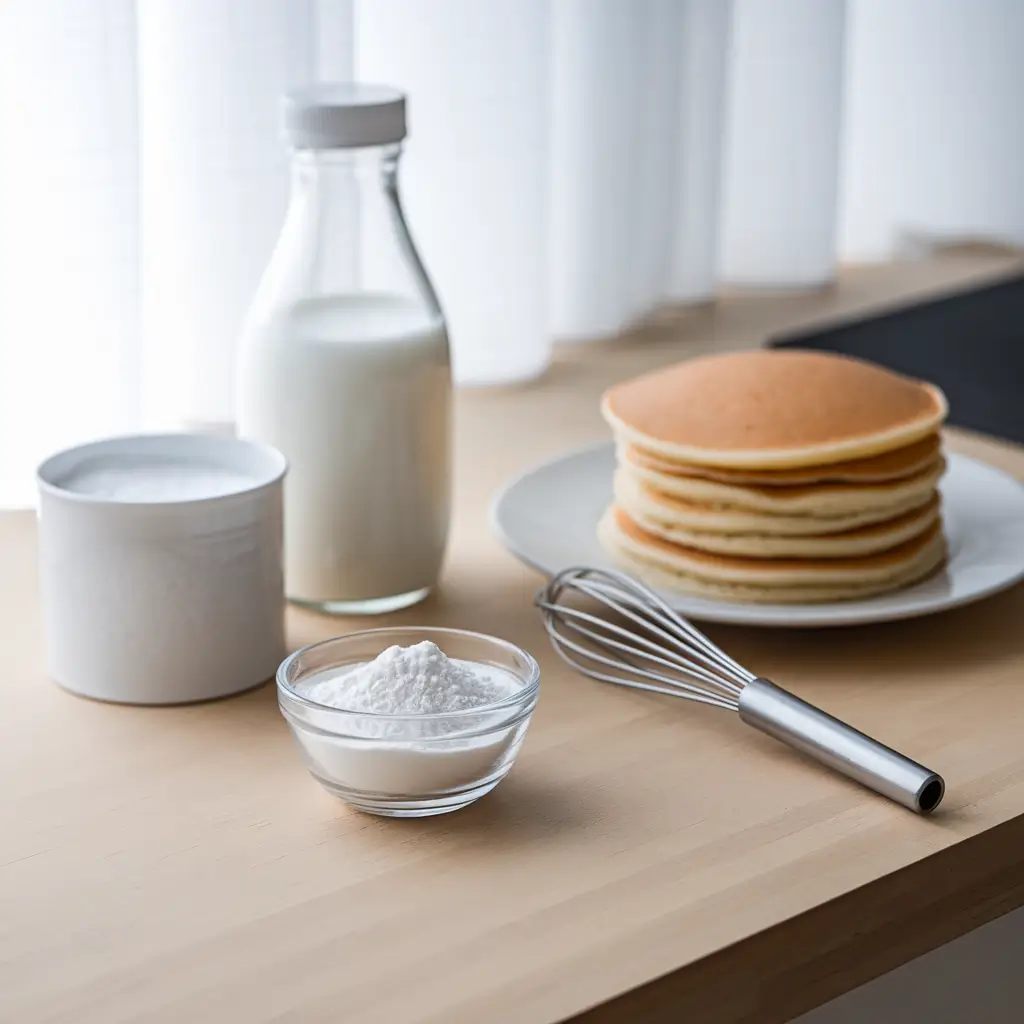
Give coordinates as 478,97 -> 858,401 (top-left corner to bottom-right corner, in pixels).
290,642 -> 529,800
58,456 -> 257,502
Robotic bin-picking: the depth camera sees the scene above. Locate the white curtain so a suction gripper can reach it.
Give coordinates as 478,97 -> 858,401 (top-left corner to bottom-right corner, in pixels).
0,0 -> 1022,505
137,0 -> 352,430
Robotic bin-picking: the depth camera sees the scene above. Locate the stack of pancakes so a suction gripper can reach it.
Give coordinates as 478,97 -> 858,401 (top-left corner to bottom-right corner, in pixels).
598,350 -> 949,603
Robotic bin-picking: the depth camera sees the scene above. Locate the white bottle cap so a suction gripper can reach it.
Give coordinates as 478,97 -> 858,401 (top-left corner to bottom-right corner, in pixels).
283,83 -> 407,149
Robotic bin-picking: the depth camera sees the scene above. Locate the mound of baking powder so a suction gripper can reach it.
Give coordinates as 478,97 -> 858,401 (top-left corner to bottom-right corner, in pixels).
299,641 -> 515,715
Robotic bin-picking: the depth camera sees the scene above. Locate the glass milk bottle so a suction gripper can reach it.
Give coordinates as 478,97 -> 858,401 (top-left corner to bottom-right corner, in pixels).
237,84 -> 450,614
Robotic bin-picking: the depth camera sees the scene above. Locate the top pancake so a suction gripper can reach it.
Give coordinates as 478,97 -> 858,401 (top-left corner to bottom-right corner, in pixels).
602,350 -> 948,469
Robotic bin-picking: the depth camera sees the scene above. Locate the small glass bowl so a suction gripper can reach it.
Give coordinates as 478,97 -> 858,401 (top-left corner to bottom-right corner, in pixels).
277,627 -> 541,817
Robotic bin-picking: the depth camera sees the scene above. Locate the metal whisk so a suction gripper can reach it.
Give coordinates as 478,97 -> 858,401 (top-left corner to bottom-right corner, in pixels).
536,567 -> 944,814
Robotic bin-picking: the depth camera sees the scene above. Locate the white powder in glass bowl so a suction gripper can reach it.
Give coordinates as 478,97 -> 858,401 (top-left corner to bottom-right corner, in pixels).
289,642 -> 529,803
299,640 -> 517,716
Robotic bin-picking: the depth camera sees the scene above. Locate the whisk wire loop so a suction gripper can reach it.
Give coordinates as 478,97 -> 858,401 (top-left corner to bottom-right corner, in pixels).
574,574 -> 758,687
539,568 -> 752,700
535,597 -> 743,697
542,633 -> 739,709
562,579 -> 747,689
539,611 -> 741,709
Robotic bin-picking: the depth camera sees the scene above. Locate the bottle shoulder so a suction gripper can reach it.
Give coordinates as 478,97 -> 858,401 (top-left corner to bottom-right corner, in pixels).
239,292 -> 449,361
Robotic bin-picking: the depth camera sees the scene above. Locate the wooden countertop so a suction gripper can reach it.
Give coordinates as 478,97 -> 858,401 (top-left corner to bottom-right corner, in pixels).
4,254 -> 1024,1024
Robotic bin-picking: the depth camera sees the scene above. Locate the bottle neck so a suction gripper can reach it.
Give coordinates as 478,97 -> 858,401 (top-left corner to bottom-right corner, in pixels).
267,140 -> 441,321
288,143 -> 402,196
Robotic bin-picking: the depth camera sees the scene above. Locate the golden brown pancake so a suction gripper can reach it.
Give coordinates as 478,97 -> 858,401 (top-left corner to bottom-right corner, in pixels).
621,434 -> 942,486
599,507 -> 947,603
619,493 -> 941,559
615,460 -> 944,521
614,468 -> 936,536
602,350 -> 948,469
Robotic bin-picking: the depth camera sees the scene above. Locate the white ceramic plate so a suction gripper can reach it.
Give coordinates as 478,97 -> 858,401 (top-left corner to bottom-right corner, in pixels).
491,445 -> 1024,627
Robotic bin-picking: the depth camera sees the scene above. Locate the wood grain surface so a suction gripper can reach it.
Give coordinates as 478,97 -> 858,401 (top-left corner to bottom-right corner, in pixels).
3,253 -> 1024,1024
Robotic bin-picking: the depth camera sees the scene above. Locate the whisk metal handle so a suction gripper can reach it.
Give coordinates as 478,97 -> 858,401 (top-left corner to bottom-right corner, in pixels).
738,679 -> 944,814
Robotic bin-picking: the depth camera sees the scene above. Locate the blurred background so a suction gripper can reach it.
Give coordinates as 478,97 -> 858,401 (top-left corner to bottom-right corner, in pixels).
0,0 -> 1021,505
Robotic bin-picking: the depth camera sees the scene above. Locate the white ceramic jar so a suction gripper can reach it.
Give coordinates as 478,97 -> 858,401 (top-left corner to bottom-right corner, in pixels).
36,434 -> 287,705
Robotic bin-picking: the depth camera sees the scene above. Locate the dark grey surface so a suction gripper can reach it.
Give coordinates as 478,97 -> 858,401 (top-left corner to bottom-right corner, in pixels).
794,904 -> 1024,1024
769,274 -> 1024,444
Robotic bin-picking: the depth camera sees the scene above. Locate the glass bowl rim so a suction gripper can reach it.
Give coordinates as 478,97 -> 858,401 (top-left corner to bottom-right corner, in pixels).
276,625 -> 541,722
